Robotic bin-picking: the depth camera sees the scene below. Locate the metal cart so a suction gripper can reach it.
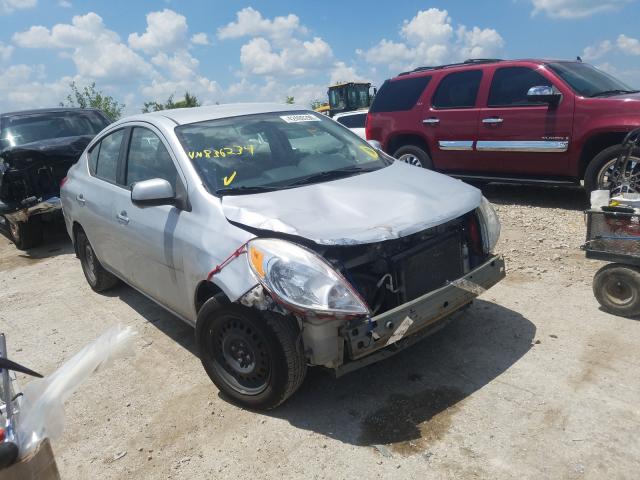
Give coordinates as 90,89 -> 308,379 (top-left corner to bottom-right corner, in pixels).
583,128 -> 640,317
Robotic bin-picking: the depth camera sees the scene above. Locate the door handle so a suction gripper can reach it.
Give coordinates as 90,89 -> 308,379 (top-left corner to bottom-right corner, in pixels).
117,211 -> 130,225
422,118 -> 440,125
76,194 -> 86,205
482,117 -> 504,124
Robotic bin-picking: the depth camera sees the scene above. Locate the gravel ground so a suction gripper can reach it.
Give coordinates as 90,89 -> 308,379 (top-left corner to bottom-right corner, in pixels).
1,184 -> 639,479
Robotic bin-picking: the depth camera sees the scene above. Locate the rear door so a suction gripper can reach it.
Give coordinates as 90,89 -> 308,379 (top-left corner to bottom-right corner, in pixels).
475,65 -> 574,175
422,70 -> 482,171
112,124 -> 191,318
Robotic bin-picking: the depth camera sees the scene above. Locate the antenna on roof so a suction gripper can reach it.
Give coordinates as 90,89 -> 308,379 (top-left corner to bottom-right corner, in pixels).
577,56 -> 582,62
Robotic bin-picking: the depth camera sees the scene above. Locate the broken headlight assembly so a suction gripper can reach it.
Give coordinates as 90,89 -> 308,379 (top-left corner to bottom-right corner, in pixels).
246,238 -> 370,315
477,196 -> 501,253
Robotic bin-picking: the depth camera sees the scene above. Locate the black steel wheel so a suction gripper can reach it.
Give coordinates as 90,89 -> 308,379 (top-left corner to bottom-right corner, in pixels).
8,216 -> 43,250
76,229 -> 119,292
593,263 -> 640,318
196,300 -> 307,410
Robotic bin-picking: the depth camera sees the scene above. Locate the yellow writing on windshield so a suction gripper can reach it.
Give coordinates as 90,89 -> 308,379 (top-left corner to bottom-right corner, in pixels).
188,145 -> 255,160
223,171 -> 237,186
359,145 -> 379,160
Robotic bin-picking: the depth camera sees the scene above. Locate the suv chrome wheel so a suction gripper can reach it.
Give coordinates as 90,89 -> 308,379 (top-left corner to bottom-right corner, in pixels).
398,153 -> 423,167
596,155 -> 640,194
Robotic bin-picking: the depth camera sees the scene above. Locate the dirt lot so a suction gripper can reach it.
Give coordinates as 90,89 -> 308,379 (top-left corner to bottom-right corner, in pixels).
1,185 -> 639,479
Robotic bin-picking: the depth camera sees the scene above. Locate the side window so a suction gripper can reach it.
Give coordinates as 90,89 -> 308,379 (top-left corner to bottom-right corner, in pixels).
337,113 -> 366,129
87,142 -> 100,175
432,70 -> 483,109
488,67 -> 552,107
369,76 -> 431,113
126,127 -> 177,190
94,129 -> 124,182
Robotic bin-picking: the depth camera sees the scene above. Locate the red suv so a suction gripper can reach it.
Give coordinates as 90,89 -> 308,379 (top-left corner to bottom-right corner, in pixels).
366,59 -> 640,192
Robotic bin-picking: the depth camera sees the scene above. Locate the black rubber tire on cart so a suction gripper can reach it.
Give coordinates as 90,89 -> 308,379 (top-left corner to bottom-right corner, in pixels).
196,298 -> 307,410
76,229 -> 119,292
393,145 -> 433,169
584,144 -> 640,194
8,216 -> 43,250
593,263 -> 640,318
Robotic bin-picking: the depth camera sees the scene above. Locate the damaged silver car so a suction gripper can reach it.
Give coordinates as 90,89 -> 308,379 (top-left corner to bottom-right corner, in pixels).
61,104 -> 505,409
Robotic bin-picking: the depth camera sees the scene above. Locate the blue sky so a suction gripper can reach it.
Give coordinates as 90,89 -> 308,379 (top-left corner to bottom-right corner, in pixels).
0,0 -> 639,114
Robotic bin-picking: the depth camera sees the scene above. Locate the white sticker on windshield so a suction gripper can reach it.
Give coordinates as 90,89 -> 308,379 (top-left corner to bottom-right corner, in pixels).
280,114 -> 321,123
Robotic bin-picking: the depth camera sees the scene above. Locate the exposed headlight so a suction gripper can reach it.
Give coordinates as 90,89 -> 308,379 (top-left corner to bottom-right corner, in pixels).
246,238 -> 370,315
477,196 -> 501,253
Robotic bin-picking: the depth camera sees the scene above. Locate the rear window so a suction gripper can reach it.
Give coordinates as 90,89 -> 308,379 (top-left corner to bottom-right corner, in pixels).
336,113 -> 366,128
369,76 -> 431,113
432,70 -> 482,109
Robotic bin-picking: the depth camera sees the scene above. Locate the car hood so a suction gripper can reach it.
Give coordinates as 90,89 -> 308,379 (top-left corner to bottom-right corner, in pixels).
221,161 -> 482,245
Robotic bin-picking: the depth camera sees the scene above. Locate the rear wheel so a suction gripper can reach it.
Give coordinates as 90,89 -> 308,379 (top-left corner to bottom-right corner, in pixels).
196,300 -> 307,410
593,263 -> 640,317
76,229 -> 119,292
393,145 -> 433,169
8,216 -> 43,250
584,144 -> 640,194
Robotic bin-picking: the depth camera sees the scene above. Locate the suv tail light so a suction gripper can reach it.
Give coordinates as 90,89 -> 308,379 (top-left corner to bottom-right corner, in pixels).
60,176 -> 69,188
365,112 -> 373,140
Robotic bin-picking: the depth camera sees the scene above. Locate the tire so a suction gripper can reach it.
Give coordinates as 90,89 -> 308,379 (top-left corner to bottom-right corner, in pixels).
584,144 -> 640,194
393,145 -> 433,169
593,263 -> 640,318
8,216 -> 43,250
76,229 -> 119,292
196,299 -> 307,410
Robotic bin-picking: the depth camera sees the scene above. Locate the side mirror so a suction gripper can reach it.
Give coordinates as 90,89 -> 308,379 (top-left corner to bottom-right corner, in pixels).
131,178 -> 175,206
367,139 -> 382,150
527,85 -> 562,106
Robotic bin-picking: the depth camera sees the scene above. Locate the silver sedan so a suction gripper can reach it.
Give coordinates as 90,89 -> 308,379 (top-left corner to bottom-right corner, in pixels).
61,103 -> 505,409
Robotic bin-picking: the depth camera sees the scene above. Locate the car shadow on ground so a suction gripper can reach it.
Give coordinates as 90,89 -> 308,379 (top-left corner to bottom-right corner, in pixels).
480,183 -> 588,211
262,299 -> 535,451
0,219 -> 74,259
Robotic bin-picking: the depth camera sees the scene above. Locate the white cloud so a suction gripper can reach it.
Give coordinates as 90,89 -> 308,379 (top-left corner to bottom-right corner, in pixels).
329,61 -> 368,85
0,0 -> 36,15
582,40 -> 613,61
13,13 -> 153,81
530,0 -> 631,19
239,35 -> 333,77
217,7 -> 306,44
617,34 -> 640,55
363,8 -> 503,72
0,64 -> 71,111
0,41 -> 14,61
58,0 -> 71,7
128,9 -> 187,54
151,50 -> 199,79
190,32 -> 209,46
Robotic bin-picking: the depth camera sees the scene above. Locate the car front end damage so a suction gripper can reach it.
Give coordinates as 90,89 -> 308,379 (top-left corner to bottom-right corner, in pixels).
226,198 -> 505,376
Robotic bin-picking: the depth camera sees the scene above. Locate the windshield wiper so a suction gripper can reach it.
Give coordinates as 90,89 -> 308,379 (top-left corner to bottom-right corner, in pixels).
286,166 -> 378,187
215,185 -> 282,196
590,89 -> 640,97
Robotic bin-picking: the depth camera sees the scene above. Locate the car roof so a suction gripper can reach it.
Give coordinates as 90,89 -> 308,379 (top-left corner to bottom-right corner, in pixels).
396,58 -> 579,78
333,109 -> 369,119
118,103 -> 305,126
0,107 -> 104,118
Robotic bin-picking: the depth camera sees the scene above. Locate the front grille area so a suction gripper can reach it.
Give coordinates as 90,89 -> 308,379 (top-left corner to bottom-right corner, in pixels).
393,230 -> 464,302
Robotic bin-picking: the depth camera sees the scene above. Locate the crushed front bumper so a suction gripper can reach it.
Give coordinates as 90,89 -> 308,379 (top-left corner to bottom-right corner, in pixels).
335,255 -> 505,377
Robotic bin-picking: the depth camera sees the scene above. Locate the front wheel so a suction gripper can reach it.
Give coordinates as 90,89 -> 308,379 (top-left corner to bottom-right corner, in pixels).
393,145 -> 433,169
593,263 -> 640,318
8,216 -> 43,250
196,300 -> 307,410
584,144 -> 640,194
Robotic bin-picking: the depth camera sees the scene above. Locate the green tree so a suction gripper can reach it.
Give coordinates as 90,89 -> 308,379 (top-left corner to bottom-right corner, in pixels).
309,99 -> 326,110
60,81 -> 125,120
285,95 -> 295,104
142,92 -> 201,113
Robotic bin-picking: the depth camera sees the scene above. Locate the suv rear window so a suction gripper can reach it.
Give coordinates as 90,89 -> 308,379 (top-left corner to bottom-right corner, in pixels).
336,113 -> 366,129
369,76 -> 431,113
432,70 -> 482,109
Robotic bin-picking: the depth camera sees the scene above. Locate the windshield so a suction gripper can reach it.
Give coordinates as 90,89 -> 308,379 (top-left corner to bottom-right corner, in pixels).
547,62 -> 636,97
0,110 -> 110,149
175,111 -> 389,194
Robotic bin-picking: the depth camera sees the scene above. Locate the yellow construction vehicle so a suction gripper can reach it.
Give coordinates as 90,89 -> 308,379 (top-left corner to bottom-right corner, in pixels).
314,82 -> 376,117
